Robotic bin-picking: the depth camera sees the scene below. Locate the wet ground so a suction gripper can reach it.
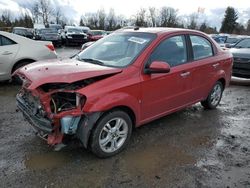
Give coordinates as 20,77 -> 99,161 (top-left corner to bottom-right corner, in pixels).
0,47 -> 250,188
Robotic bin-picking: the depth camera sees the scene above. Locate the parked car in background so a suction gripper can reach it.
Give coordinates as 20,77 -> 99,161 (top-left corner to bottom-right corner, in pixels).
12,27 -> 34,39
15,27 -> 232,158
77,26 -> 90,34
221,36 -> 245,48
0,31 -> 57,83
49,24 -> 63,32
211,35 -> 227,45
87,30 -> 106,41
34,28 -> 62,46
62,26 -> 88,46
230,37 -> 250,78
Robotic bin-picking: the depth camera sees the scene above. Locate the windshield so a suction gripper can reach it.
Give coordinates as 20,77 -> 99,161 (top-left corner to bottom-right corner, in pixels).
40,29 -> 57,34
68,28 -> 82,33
234,38 -> 250,48
226,37 -> 241,44
77,32 -> 156,67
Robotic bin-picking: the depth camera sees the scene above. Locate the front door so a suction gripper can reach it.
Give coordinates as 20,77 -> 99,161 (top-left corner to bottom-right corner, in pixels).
140,35 -> 192,123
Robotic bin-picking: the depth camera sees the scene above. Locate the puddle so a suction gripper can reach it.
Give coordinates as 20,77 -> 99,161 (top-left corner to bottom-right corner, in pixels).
122,142 -> 195,181
25,152 -> 73,170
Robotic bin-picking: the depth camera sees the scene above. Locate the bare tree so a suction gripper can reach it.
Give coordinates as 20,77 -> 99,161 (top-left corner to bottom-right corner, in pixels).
31,2 -> 39,24
85,12 -> 99,29
187,13 -> 198,29
98,8 -> 106,30
160,7 -> 178,27
54,6 -> 62,24
1,10 -> 12,27
135,8 -> 147,27
148,7 -> 157,27
38,0 -> 52,27
107,8 -> 116,30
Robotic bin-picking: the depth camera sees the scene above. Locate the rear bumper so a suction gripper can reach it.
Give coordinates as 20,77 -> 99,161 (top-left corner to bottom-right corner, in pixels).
16,95 -> 53,133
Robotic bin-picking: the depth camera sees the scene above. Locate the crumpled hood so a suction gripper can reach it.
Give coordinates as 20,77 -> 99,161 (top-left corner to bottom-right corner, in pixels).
230,48 -> 250,58
15,59 -> 122,90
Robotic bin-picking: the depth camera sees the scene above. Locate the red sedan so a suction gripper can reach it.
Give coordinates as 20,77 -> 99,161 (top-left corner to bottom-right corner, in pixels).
15,27 -> 233,157
87,30 -> 106,41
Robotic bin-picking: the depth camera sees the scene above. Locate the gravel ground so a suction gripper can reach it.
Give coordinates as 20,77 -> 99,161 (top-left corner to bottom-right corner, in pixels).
0,47 -> 249,188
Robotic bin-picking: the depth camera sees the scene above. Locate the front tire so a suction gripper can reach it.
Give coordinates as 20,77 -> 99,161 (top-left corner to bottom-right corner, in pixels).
201,81 -> 223,109
90,110 -> 132,158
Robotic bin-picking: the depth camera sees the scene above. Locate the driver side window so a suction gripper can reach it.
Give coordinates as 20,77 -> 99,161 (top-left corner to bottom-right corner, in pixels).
150,35 -> 187,67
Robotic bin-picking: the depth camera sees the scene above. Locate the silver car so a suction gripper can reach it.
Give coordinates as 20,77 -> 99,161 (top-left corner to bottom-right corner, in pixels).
0,31 -> 57,82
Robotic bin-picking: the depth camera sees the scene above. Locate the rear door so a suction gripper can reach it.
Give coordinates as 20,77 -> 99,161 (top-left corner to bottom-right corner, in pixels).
140,35 -> 193,122
0,35 -> 19,78
188,35 -> 220,101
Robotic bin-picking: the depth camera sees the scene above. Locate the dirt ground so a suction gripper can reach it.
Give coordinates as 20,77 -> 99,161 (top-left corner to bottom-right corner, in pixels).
0,48 -> 249,188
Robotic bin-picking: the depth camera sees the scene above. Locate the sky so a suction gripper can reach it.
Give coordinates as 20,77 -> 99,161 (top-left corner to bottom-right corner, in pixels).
0,0 -> 250,29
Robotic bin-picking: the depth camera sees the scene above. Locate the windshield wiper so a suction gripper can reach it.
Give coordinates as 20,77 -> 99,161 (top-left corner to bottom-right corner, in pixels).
79,58 -> 105,65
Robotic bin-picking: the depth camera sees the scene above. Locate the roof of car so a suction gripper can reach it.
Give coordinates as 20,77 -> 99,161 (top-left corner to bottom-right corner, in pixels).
115,27 -> 205,36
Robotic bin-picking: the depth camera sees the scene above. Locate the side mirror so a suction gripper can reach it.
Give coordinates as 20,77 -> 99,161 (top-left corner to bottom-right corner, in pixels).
225,43 -> 231,48
145,61 -> 170,74
65,31 -> 67,34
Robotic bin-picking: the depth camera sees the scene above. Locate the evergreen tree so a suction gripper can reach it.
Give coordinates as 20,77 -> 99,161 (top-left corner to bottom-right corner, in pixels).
220,7 -> 238,33
79,18 -> 84,26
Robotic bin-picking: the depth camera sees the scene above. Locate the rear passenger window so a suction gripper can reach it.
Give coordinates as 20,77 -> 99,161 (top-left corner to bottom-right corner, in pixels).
190,35 -> 213,60
150,35 -> 187,67
0,35 -> 16,46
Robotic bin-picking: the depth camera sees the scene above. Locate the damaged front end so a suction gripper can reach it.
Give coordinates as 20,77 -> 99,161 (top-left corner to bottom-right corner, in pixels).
16,78 -> 101,148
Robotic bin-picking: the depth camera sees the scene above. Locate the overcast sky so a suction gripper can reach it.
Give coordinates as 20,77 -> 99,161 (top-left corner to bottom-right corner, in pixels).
1,0 -> 250,28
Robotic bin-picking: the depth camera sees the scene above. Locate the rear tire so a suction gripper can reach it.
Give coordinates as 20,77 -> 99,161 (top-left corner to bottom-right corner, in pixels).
90,110 -> 132,158
201,81 -> 223,109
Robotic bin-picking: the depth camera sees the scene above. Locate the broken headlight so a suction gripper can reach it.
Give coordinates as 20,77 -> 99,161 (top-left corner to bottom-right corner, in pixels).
50,92 -> 86,113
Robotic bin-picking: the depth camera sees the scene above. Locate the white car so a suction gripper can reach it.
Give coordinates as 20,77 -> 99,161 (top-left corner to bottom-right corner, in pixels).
0,31 -> 57,82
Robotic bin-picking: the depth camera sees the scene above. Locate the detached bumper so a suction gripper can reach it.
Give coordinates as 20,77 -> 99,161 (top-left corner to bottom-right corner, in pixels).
16,95 -> 52,133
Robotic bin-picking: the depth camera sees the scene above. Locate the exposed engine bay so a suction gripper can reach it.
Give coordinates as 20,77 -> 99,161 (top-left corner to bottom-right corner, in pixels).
16,74 -> 114,148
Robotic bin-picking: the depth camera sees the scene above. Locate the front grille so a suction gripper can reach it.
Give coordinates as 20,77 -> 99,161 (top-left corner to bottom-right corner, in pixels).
16,93 -> 52,133
72,34 -> 85,39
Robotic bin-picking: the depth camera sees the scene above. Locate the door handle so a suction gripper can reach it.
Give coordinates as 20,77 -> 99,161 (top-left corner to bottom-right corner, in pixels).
2,51 -> 13,55
180,72 -> 190,77
212,63 -> 219,68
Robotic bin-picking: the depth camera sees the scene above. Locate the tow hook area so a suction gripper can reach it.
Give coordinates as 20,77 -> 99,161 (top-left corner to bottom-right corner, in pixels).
47,116 -> 81,147
60,116 -> 81,134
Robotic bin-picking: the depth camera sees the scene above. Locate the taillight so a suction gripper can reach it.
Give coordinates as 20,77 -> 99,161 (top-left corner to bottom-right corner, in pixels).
46,44 -> 55,51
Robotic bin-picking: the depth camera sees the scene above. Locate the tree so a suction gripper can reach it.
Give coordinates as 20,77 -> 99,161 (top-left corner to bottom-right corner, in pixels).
38,0 -> 52,27
233,23 -> 246,35
199,21 -> 208,32
79,17 -> 85,26
85,12 -> 98,29
98,8 -> 106,29
187,13 -> 198,29
107,8 -> 116,30
159,7 -> 178,27
246,19 -> 250,35
54,6 -> 62,24
31,2 -> 40,23
135,8 -> 147,27
220,7 -> 238,33
1,10 -> 12,27
148,7 -> 157,27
